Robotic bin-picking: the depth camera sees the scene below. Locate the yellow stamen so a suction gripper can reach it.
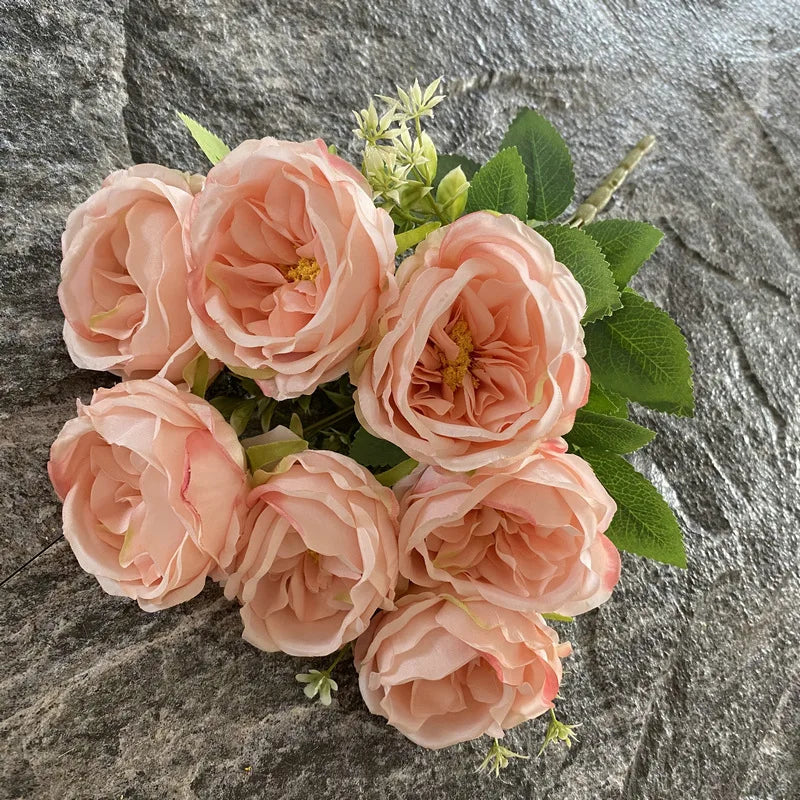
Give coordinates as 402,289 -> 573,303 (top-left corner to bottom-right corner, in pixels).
439,319 -> 477,390
287,257 -> 321,282
306,549 -> 320,563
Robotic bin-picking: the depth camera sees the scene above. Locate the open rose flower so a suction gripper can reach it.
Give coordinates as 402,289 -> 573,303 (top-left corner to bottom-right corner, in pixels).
224,449 -> 399,657
354,211 -> 589,471
354,591 -> 570,749
397,440 -> 620,616
186,137 -> 397,400
48,379 -> 248,611
59,164 -> 205,382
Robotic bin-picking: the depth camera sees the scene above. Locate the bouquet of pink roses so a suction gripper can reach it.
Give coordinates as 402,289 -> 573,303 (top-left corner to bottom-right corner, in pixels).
48,78 -> 693,773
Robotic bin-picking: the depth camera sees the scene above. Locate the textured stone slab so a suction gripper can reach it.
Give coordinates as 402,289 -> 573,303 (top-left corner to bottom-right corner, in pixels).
1,1 -> 799,798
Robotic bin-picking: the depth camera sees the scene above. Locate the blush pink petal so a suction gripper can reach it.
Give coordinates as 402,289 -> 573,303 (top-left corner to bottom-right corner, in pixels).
186,137 -> 397,400
224,448 -> 399,657
59,164 -> 206,383
47,379 -> 249,611
397,443 -> 621,616
354,592 -> 568,749
354,212 -> 590,471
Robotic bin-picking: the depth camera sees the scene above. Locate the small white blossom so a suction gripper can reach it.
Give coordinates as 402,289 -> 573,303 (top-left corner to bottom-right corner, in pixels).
295,669 -> 339,706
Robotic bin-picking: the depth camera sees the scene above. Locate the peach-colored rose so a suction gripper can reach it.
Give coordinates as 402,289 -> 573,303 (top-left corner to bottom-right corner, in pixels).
48,379 -> 248,611
397,439 -> 620,616
354,591 -> 570,749
353,211 -> 589,471
185,137 -> 397,400
59,164 -> 205,382
224,449 -> 399,657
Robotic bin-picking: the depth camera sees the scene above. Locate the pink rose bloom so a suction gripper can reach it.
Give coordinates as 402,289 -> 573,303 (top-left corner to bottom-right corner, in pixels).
224,449 -> 399,657
48,379 -> 248,611
59,164 -> 205,382
354,591 -> 570,749
353,211 -> 589,471
397,440 -> 620,616
185,137 -> 397,400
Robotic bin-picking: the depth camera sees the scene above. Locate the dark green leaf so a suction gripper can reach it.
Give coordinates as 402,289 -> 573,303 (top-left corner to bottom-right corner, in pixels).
538,225 -> 621,323
500,108 -> 575,221
434,154 -> 480,187
565,410 -> 655,454
584,290 -> 694,416
259,400 -> 277,432
581,449 -> 687,567
584,219 -> 664,288
583,382 -> 628,418
464,147 -> 528,219
350,428 -> 409,469
209,396 -> 243,418
230,399 -> 257,436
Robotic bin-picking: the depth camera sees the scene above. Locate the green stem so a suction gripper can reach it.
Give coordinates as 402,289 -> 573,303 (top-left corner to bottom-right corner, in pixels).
567,134 -> 656,228
304,405 -> 356,438
323,643 -> 352,676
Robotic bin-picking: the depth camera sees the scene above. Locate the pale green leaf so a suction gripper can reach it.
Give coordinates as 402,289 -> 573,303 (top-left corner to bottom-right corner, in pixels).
464,147 -> 528,219
177,112 -> 231,165
584,219 -> 664,288
246,439 -> 308,473
584,290 -> 694,416
500,108 -> 575,221
565,410 -> 656,454
289,413 -> 304,438
350,429 -> 409,469
538,225 -> 621,323
580,449 -> 687,567
434,153 -> 480,187
395,221 -> 441,254
375,458 -> 419,487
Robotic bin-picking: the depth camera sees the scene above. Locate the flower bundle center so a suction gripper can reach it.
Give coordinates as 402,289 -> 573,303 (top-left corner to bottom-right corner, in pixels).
287,257 -> 321,282
439,319 -> 477,390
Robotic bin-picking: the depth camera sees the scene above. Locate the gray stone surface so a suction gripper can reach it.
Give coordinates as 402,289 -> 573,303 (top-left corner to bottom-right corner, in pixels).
1,0 -> 799,798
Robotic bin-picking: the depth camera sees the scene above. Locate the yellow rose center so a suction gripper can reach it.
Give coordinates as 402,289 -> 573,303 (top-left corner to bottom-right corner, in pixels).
439,319 -> 478,390
306,549 -> 321,563
287,257 -> 321,282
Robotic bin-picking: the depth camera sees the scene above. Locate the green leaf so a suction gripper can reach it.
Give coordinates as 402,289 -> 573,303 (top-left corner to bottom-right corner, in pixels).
464,147 -> 528,219
583,289 -> 694,416
583,382 -> 628,418
500,108 -> 575,221
246,439 -> 308,473
259,399 -> 277,432
565,410 -> 655,454
538,225 -> 621,323
584,220 -> 664,288
375,458 -> 419,487
395,221 -> 441,254
177,112 -> 231,165
350,429 -> 409,469
434,154 -> 480,187
289,413 -> 304,438
209,396 -> 243,418
580,449 -> 687,568
230,399 -> 257,436
182,351 -> 211,398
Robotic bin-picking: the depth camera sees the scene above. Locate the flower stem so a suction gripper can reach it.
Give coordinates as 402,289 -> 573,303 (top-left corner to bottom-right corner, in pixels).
323,643 -> 352,676
567,134 -> 656,228
303,405 -> 356,438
